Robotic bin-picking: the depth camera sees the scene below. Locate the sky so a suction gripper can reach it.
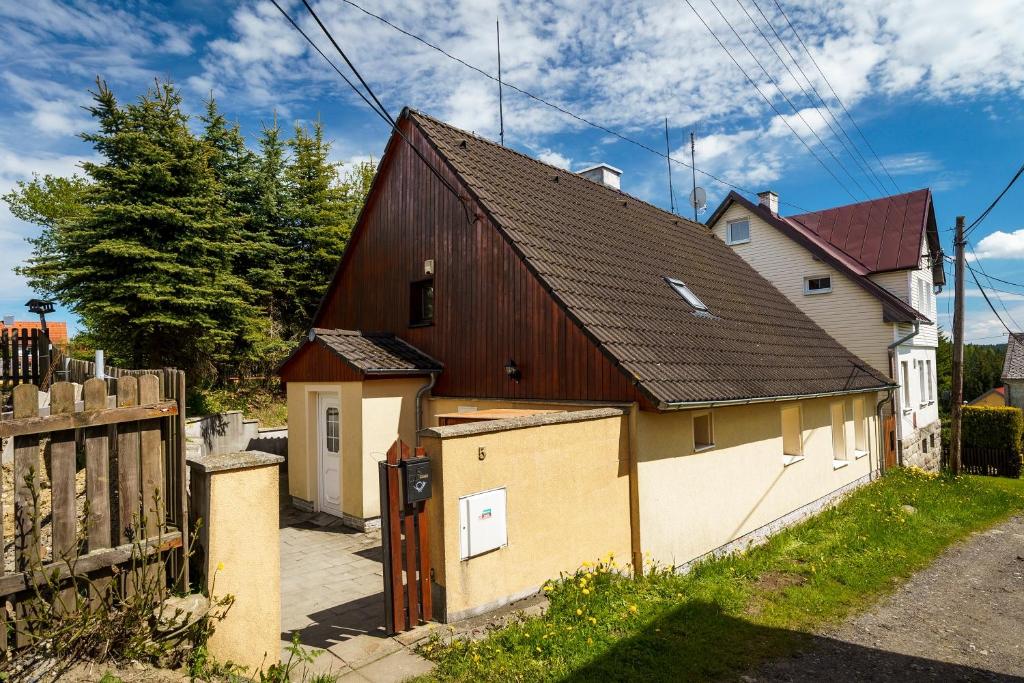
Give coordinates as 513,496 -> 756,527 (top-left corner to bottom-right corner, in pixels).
1,0 -> 1023,344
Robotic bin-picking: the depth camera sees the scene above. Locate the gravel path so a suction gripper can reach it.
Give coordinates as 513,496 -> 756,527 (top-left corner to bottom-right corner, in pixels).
751,514 -> 1024,682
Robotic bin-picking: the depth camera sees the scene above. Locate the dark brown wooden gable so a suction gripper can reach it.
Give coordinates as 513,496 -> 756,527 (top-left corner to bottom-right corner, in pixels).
312,117 -> 647,406
279,339 -> 364,384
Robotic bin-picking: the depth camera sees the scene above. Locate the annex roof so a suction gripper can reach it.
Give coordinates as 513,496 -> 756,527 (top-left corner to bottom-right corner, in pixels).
406,109 -> 892,406
281,328 -> 442,378
1003,333 -> 1024,381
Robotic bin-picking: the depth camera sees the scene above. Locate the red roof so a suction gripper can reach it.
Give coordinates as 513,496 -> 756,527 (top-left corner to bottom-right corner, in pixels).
2,321 -> 68,344
784,189 -> 935,274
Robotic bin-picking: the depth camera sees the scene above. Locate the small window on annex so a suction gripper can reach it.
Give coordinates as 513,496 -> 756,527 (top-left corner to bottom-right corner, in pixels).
830,402 -> 848,460
781,405 -> 802,456
325,407 -> 340,454
726,219 -> 750,245
853,398 -> 867,453
804,276 -> 832,295
693,411 -> 714,451
409,278 -> 435,326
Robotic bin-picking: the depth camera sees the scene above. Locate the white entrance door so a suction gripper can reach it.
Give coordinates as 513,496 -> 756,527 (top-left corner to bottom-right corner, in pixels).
317,394 -> 342,516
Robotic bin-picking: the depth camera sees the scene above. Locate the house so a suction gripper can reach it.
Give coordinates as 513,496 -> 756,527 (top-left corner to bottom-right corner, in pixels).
1,318 -> 69,345
278,109 -> 894,615
969,386 -> 1006,407
706,189 -> 943,470
1003,333 -> 1024,409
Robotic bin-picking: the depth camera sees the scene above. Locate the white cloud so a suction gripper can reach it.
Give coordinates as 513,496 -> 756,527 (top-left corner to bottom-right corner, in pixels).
973,229 -> 1024,260
537,149 -> 571,169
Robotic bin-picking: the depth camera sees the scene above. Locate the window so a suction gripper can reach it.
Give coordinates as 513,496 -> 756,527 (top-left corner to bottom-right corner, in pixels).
325,406 -> 340,454
831,402 -> 848,461
918,360 -> 926,406
726,219 -> 750,245
901,360 -> 911,408
409,278 -> 434,326
926,359 -> 934,402
853,398 -> 867,453
781,405 -> 802,456
693,411 -> 714,451
804,276 -> 832,294
666,277 -> 709,312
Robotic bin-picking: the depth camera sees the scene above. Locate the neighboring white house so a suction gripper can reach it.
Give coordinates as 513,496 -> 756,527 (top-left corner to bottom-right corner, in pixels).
706,189 -> 945,470
1004,333 -> 1024,409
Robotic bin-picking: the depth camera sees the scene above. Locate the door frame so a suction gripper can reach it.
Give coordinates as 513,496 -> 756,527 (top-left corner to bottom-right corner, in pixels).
316,392 -> 342,516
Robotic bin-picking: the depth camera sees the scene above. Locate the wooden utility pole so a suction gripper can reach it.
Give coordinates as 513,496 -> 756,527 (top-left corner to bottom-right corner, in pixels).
949,215 -> 966,475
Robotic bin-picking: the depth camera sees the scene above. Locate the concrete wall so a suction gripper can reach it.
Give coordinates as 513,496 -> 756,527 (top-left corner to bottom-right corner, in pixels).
286,378 -> 422,526
711,203 -> 892,373
189,452 -> 283,674
635,394 -> 880,567
420,409 -> 632,622
186,411 -> 277,458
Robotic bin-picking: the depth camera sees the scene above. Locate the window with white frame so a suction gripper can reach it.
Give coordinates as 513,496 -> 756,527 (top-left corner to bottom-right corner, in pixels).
804,276 -> 832,294
926,359 -> 934,402
918,360 -> 926,406
693,411 -> 714,451
830,402 -> 848,460
901,360 -> 911,408
781,405 -> 802,457
853,398 -> 867,453
726,219 -> 750,245
666,277 -> 709,312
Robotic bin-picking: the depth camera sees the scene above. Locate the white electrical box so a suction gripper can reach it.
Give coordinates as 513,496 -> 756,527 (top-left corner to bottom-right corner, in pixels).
459,488 -> 507,560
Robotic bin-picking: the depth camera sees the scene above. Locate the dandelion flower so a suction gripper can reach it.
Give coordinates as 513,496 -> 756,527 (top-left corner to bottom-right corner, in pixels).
582,588 -> 590,595
587,637 -> 594,645
544,584 -> 554,592
589,617 -> 597,625
576,608 -> 583,616
628,604 -> 638,614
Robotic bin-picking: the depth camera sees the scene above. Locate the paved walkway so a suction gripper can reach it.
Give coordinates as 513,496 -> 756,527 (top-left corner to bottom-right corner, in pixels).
280,502 -> 434,682
752,514 -> 1024,681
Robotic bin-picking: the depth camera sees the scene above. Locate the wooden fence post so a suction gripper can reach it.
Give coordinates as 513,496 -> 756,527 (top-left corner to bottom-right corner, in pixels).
49,382 -> 77,614
116,377 -> 140,545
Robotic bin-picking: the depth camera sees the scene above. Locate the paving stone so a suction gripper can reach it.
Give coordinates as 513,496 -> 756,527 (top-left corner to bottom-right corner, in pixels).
356,649 -> 435,683
328,636 -> 402,669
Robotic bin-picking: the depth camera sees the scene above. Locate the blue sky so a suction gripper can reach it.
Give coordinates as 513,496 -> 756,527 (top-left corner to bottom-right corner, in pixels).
1,0 -> 1023,343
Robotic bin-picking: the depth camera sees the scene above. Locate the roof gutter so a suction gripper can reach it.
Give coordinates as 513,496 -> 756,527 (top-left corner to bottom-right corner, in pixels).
657,384 -> 896,411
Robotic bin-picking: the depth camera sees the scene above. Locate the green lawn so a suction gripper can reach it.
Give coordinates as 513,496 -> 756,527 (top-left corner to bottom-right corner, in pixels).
421,469 -> 1024,681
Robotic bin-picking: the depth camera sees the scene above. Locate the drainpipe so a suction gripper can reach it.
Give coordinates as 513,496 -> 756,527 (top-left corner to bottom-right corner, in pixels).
887,320 -> 921,468
414,372 -> 438,445
874,388 -> 894,477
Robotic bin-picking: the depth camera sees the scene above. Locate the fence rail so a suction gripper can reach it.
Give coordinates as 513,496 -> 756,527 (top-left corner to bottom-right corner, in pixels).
945,445 -> 1023,478
0,369 -> 187,652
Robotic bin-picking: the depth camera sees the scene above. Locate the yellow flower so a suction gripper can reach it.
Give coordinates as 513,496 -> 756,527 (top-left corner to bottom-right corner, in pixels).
588,617 -> 597,625
582,588 -> 590,595
587,637 -> 594,645
585,572 -> 593,580
473,654 -> 481,662
576,608 -> 583,616
628,604 -> 638,614
544,584 -> 554,592
217,561 -> 225,572
536,646 -> 542,653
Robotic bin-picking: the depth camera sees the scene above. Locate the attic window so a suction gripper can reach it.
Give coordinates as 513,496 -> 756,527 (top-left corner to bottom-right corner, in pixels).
726,219 -> 750,245
804,276 -> 832,295
666,277 -> 708,312
410,278 -> 434,327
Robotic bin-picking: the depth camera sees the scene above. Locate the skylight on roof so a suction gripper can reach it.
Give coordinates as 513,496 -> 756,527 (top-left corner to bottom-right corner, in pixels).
665,277 -> 708,311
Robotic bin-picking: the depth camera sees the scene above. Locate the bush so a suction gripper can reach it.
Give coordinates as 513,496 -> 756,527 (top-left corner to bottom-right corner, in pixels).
962,406 -> 1024,452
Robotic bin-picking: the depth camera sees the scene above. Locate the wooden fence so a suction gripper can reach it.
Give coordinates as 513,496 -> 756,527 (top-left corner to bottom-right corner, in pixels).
959,446 -> 1022,478
0,329 -> 50,392
0,374 -> 185,651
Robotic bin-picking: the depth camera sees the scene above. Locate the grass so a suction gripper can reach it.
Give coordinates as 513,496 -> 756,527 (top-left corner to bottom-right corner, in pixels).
420,469 -> 1024,681
188,384 -> 288,427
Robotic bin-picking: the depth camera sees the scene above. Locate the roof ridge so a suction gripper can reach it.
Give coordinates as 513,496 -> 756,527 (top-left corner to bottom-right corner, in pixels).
786,187 -> 930,219
405,108 -> 704,230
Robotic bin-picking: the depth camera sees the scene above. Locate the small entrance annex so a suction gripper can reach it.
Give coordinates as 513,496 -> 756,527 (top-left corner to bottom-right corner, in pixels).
279,328 -> 442,530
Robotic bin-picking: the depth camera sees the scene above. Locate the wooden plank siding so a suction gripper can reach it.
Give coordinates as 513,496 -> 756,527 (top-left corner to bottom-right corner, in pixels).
307,118 -> 648,407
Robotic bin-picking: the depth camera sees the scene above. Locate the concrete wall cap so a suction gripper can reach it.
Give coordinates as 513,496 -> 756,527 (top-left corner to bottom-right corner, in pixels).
418,406 -> 627,439
187,450 -> 284,473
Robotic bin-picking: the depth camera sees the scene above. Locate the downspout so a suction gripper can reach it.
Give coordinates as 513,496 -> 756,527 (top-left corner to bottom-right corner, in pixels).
874,388 -> 894,477
415,372 -> 438,445
887,320 -> 921,468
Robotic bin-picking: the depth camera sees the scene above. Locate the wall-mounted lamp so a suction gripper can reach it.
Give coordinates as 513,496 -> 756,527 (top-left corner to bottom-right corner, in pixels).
504,358 -> 521,383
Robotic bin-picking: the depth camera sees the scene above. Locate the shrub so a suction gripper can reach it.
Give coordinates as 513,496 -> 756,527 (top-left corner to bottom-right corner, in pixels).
962,406 -> 1024,452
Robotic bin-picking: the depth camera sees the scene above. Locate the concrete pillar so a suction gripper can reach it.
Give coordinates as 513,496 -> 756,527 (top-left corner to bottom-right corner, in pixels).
188,451 -> 284,674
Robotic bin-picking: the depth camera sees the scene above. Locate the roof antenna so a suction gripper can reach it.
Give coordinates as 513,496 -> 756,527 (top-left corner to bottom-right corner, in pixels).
688,131 -> 707,222
665,118 -> 676,214
496,19 -> 505,146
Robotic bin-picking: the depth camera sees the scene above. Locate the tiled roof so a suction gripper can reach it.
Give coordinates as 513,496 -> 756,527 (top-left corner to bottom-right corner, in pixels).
2,321 -> 69,344
311,328 -> 442,375
1003,333 -> 1024,380
408,110 -> 892,406
786,190 -> 934,274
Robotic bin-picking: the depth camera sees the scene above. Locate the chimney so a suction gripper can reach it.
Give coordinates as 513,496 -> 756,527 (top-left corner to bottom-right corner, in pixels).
2,315 -> 13,328
578,163 -> 622,190
758,190 -> 779,214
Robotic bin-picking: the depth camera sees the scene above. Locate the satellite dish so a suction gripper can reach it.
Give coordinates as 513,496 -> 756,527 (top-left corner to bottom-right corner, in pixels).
689,186 -> 707,211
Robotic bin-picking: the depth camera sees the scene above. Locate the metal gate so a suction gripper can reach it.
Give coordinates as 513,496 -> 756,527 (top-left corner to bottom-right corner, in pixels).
379,439 -> 432,634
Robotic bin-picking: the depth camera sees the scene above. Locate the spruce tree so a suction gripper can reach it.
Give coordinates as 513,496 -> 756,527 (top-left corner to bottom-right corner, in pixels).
8,79 -> 254,379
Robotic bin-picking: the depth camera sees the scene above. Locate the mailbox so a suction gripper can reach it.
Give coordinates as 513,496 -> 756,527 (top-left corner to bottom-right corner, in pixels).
402,457 -> 432,504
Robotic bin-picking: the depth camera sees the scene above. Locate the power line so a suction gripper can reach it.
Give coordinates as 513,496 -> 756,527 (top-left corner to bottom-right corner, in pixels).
964,159 -> 1024,237
704,0 -> 871,200
966,244 -> 1023,331
336,0 -> 813,213
268,0 -> 473,223
738,0 -> 889,195
966,261 -> 1019,336
685,0 -> 860,202
771,0 -> 900,193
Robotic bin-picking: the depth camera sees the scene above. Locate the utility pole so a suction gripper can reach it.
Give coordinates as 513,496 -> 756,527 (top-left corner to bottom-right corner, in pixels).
950,215 -> 966,475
